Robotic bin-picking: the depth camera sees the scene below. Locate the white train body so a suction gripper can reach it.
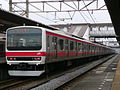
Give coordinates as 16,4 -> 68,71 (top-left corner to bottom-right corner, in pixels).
6,26 -> 115,76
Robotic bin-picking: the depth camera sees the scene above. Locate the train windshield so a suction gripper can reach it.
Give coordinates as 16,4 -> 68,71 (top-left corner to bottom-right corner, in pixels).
7,28 -> 42,50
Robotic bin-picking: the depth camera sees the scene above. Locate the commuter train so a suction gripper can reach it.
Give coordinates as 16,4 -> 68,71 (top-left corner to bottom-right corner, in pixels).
0,39 -> 5,63
6,26 -> 115,76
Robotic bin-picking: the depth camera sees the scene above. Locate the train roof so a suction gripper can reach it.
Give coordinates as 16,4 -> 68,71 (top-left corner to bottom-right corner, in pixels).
44,27 -> 112,49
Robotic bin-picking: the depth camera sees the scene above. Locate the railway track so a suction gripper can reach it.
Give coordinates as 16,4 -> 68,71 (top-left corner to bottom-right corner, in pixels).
0,77 -> 36,90
0,54 -> 117,90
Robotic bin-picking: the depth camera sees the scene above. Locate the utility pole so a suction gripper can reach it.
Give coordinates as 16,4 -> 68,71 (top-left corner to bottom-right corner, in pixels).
9,0 -> 12,12
9,0 -> 29,18
26,0 -> 29,18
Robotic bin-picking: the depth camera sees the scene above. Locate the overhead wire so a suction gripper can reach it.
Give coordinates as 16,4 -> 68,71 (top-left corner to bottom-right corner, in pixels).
11,0 -> 65,24
64,1 -> 88,23
6,0 -> 101,24
71,0 -> 91,23
82,0 -> 96,23
29,3 -> 68,24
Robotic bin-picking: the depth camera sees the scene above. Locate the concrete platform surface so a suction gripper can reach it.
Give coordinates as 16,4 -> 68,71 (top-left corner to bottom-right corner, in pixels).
60,54 -> 120,90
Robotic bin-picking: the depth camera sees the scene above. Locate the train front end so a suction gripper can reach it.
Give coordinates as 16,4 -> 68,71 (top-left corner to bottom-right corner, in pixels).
6,26 -> 46,76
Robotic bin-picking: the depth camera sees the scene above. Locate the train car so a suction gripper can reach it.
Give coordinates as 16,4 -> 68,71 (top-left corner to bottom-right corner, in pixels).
6,26 -> 115,76
0,38 -> 5,64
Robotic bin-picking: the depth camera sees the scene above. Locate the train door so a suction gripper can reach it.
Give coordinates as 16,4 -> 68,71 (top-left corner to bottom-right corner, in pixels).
75,41 -> 77,56
54,37 -> 57,58
46,35 -> 57,62
86,44 -> 89,57
89,45 -> 91,56
78,42 -> 82,57
84,44 -> 86,57
88,45 -> 91,57
0,41 -> 5,63
92,46 -> 95,56
82,43 -> 85,57
78,42 -> 83,57
46,35 -> 50,61
85,44 -> 88,57
80,43 -> 83,57
58,38 -> 65,59
69,40 -> 75,58
51,36 -> 57,59
65,39 -> 69,57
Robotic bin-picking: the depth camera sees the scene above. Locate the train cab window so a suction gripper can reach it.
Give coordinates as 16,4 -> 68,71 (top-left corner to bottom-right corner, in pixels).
7,28 -> 42,50
59,39 -> 64,50
70,41 -> 74,51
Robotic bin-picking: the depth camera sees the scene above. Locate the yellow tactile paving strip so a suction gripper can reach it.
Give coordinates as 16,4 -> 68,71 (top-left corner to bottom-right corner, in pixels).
111,59 -> 120,90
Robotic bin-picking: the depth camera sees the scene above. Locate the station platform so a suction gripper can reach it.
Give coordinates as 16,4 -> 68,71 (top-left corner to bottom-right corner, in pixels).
111,54 -> 120,90
61,54 -> 120,90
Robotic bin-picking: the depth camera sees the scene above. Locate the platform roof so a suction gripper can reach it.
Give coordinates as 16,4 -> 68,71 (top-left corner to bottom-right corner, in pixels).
104,0 -> 120,43
0,9 -> 56,32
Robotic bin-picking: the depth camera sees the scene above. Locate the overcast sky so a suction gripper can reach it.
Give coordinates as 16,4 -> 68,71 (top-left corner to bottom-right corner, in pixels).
0,0 -> 112,25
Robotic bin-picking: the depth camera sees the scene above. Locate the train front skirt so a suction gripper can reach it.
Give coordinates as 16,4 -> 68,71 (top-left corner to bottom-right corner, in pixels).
8,70 -> 45,76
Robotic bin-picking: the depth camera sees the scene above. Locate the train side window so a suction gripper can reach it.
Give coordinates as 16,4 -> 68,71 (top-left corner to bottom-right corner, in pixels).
70,41 -> 74,51
59,38 -> 64,50
52,36 -> 57,50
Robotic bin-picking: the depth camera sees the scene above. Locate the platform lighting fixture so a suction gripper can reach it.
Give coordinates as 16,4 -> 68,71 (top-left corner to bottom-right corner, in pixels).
37,23 -> 39,26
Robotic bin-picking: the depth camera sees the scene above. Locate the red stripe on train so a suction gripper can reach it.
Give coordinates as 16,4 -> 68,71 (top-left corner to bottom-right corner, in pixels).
57,51 -> 66,56
6,51 -> 99,57
69,51 -> 76,55
6,52 -> 47,56
46,32 -> 97,46
48,51 -> 76,56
